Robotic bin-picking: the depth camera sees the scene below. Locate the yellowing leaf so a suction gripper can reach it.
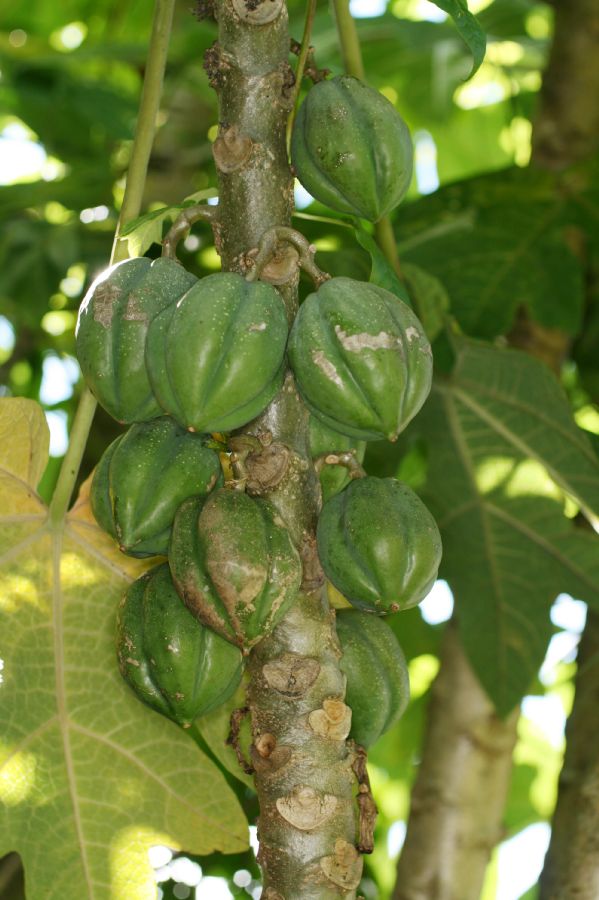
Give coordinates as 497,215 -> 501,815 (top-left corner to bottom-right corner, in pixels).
0,399 -> 248,900
0,397 -> 49,488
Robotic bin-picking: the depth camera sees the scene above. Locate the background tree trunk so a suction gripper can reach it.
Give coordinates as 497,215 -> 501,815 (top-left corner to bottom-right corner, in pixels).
392,625 -> 519,900
534,3 -> 599,894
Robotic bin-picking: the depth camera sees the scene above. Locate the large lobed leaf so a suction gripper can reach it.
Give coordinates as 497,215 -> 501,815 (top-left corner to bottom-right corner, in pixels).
417,341 -> 599,715
0,399 -> 248,900
398,166 -> 587,339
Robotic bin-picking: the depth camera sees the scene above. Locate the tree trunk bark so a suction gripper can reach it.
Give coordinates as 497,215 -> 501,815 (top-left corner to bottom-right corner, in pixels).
539,610 -> 599,900
392,625 -> 519,900
534,1 -> 599,896
208,3 -> 360,897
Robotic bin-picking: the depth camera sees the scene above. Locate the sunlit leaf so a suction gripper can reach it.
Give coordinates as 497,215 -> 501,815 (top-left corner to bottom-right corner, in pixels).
0,399 -> 248,900
399,167 -> 585,338
120,190 -> 217,257
427,0 -> 486,77
416,341 -> 599,714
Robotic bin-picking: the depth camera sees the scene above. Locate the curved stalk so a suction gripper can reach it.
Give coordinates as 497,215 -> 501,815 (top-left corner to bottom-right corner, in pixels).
287,0 -> 318,151
48,0 -> 176,524
209,2 -> 359,896
330,0 -> 402,276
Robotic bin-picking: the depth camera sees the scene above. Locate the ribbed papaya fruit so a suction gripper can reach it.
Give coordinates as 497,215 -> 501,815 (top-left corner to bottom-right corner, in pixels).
291,75 -> 413,222
317,477 -> 442,613
288,277 -> 432,442
169,489 -> 302,651
336,609 -> 410,748
76,256 -> 196,423
91,417 -> 222,557
145,272 -> 288,433
117,563 -> 243,727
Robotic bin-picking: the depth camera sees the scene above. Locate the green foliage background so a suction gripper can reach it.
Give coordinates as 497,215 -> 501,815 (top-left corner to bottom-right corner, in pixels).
1,0 -> 598,897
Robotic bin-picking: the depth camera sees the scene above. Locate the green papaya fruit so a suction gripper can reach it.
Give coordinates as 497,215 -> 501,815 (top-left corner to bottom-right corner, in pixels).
336,609 -> 410,748
169,489 -> 302,651
317,477 -> 442,613
145,272 -> 288,433
308,416 -> 366,502
91,416 -> 222,557
76,256 -> 196,423
291,75 -> 413,222
117,563 -> 243,727
288,277 -> 432,442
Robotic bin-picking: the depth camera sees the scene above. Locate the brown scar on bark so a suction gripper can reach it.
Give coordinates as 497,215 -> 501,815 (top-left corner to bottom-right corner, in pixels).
232,0 -> 284,25
309,698 -> 352,740
213,124 -> 254,173
262,889 -> 284,900
245,442 -> 292,493
262,653 -> 320,698
319,839 -> 363,890
203,42 -> 231,88
251,742 -> 292,773
276,785 -> 338,830
255,732 -> 277,758
300,534 -> 325,594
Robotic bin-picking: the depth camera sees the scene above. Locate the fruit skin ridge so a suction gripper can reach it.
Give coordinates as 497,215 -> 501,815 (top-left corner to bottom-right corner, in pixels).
117,563 -> 243,728
288,277 -> 433,442
90,416 -> 223,558
145,271 -> 289,434
169,489 -> 303,652
317,476 -> 442,613
336,608 -> 410,748
291,75 -> 413,222
76,256 -> 197,423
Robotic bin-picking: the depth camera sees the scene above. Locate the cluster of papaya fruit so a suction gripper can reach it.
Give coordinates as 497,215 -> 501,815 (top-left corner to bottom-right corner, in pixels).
75,75 -> 441,748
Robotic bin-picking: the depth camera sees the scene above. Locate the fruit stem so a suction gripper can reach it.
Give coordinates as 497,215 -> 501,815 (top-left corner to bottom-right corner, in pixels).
162,203 -> 218,259
314,450 -> 366,481
374,215 -> 403,278
331,0 -> 404,278
48,0 -> 176,525
286,0 -> 318,153
111,0 -> 178,264
245,225 -> 330,287
330,0 -> 365,81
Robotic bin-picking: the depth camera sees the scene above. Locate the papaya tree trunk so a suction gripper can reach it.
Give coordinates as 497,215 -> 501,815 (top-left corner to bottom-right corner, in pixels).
208,2 -> 360,897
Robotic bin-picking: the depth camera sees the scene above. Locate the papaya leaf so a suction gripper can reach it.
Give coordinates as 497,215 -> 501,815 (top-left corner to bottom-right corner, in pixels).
0,399 -> 248,900
402,262 -> 450,342
417,341 -> 599,715
427,0 -> 486,78
353,224 -> 412,305
121,189 -> 217,257
399,167 -> 585,338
